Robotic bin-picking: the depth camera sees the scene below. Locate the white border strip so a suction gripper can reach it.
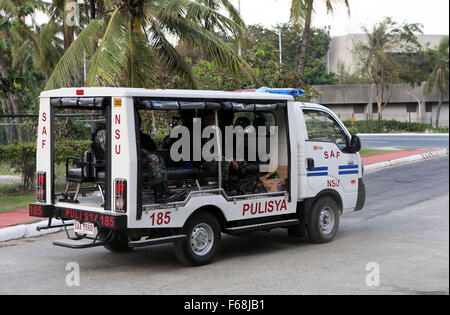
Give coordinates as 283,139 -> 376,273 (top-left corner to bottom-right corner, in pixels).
364,149 -> 449,172
0,219 -> 73,242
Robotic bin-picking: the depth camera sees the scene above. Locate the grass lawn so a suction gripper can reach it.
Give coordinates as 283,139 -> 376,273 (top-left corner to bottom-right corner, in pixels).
0,167 -> 18,176
0,162 -> 69,214
0,181 -> 69,214
0,188 -> 34,214
360,148 -> 400,157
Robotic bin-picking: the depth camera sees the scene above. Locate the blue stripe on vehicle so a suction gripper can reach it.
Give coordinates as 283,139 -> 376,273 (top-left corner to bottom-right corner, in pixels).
306,166 -> 328,172
339,165 -> 359,169
339,170 -> 359,175
307,172 -> 328,177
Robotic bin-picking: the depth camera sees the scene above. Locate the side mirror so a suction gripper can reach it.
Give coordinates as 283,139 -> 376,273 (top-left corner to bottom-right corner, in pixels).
349,135 -> 361,153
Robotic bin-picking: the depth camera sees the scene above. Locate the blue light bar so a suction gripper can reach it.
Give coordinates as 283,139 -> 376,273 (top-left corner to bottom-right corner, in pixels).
256,87 -> 304,97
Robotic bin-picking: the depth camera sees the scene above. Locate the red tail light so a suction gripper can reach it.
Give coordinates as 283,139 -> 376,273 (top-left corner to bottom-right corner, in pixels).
115,179 -> 127,213
36,172 -> 46,203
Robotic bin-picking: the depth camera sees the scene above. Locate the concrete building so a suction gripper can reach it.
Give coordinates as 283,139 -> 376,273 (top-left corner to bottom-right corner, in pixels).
327,34 -> 448,75
312,83 -> 449,127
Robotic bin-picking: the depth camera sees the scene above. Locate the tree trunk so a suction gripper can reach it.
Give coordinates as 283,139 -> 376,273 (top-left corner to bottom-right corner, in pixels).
90,0 -> 96,19
1,98 -> 11,143
377,104 -> 382,131
298,0 -> 313,80
435,93 -> 442,128
151,111 -> 158,136
8,95 -> 24,142
0,55 -> 20,142
63,0 -> 75,51
375,87 -> 383,130
4,97 -> 18,142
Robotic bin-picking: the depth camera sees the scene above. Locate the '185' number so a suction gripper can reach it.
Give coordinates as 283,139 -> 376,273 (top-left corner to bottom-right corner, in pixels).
150,211 -> 171,226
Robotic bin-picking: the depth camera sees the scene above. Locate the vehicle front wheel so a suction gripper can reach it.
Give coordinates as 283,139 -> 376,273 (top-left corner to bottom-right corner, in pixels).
173,211 -> 222,266
307,197 -> 340,244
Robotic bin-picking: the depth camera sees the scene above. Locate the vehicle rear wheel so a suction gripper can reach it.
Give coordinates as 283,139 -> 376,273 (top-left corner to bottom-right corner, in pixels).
98,228 -> 132,253
173,211 -> 222,266
307,196 -> 340,244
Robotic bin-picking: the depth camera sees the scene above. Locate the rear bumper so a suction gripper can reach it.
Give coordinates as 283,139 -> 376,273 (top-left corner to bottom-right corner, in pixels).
29,203 -> 127,229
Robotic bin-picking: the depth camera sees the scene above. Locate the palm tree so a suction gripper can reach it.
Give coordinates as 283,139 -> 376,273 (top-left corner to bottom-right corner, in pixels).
45,0 -> 94,51
45,0 -> 249,90
290,0 -> 349,81
197,0 -> 248,50
0,0 -> 50,142
9,14 -> 64,82
424,36 -> 449,128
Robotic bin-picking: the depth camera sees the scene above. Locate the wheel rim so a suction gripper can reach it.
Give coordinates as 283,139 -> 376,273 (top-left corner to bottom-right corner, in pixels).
319,207 -> 335,236
190,223 -> 214,256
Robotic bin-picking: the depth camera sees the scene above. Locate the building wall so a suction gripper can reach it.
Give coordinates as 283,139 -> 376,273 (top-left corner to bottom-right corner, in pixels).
328,34 -> 448,75
312,84 -> 449,127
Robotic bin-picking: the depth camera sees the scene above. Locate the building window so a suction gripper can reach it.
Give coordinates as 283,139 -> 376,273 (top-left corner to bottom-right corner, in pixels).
426,103 -> 433,113
407,104 -> 417,113
354,104 -> 365,114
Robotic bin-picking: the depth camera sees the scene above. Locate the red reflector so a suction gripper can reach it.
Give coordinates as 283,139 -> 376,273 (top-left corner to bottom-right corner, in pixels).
36,171 -> 46,203
114,179 -> 127,212
76,89 -> 84,95
116,182 -> 124,195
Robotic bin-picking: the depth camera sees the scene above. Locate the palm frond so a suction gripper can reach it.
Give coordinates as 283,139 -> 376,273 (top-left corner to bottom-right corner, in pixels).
86,11 -> 157,87
290,0 -> 307,28
45,17 -> 107,90
152,0 -> 247,40
11,40 -> 32,69
0,0 -> 15,16
148,18 -> 197,88
157,14 -> 251,79
424,36 -> 449,97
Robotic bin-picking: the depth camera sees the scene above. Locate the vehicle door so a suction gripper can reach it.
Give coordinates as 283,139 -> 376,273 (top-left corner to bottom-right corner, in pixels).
302,109 -> 359,197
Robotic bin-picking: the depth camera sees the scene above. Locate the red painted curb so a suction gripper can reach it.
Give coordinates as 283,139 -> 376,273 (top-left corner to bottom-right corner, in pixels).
362,148 -> 444,165
0,209 -> 44,229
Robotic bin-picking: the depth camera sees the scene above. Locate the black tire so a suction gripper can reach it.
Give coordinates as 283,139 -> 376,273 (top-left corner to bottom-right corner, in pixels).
306,196 -> 340,244
98,228 -> 132,253
173,211 -> 222,266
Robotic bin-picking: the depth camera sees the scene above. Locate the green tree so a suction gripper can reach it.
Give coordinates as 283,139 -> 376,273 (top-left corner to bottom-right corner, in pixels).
0,0 -> 49,142
45,0 -> 249,89
290,0 -> 349,81
353,17 -> 423,121
185,23 -> 336,91
424,36 -> 449,128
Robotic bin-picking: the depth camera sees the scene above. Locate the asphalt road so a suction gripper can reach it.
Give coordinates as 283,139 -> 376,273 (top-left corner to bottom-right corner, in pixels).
359,134 -> 449,149
0,158 -> 448,295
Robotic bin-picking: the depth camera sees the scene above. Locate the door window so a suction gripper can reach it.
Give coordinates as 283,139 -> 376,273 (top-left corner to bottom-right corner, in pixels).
303,110 -> 348,151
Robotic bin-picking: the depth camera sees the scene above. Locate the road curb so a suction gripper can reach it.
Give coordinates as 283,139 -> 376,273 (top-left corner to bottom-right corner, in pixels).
0,219 -> 73,242
364,149 -> 449,172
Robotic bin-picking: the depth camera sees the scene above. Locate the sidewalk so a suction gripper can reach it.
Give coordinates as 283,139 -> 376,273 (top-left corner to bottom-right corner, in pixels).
0,210 -> 40,229
0,147 -> 448,232
361,148 -> 445,165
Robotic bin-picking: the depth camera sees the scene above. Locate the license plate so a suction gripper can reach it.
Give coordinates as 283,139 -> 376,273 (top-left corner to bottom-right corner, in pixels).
74,221 -> 95,236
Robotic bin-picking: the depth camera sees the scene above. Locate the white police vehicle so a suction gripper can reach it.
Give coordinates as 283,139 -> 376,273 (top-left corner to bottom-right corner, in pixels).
29,87 -> 365,266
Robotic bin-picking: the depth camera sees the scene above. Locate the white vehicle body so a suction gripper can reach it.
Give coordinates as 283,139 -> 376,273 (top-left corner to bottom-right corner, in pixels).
30,87 -> 365,265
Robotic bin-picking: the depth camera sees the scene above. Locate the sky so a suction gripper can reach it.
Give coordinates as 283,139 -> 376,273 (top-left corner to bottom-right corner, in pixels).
229,0 -> 450,36
34,0 -> 449,37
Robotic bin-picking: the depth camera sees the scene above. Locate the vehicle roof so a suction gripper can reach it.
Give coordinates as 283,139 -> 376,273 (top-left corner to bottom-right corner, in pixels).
41,87 -> 294,101
296,102 -> 330,111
